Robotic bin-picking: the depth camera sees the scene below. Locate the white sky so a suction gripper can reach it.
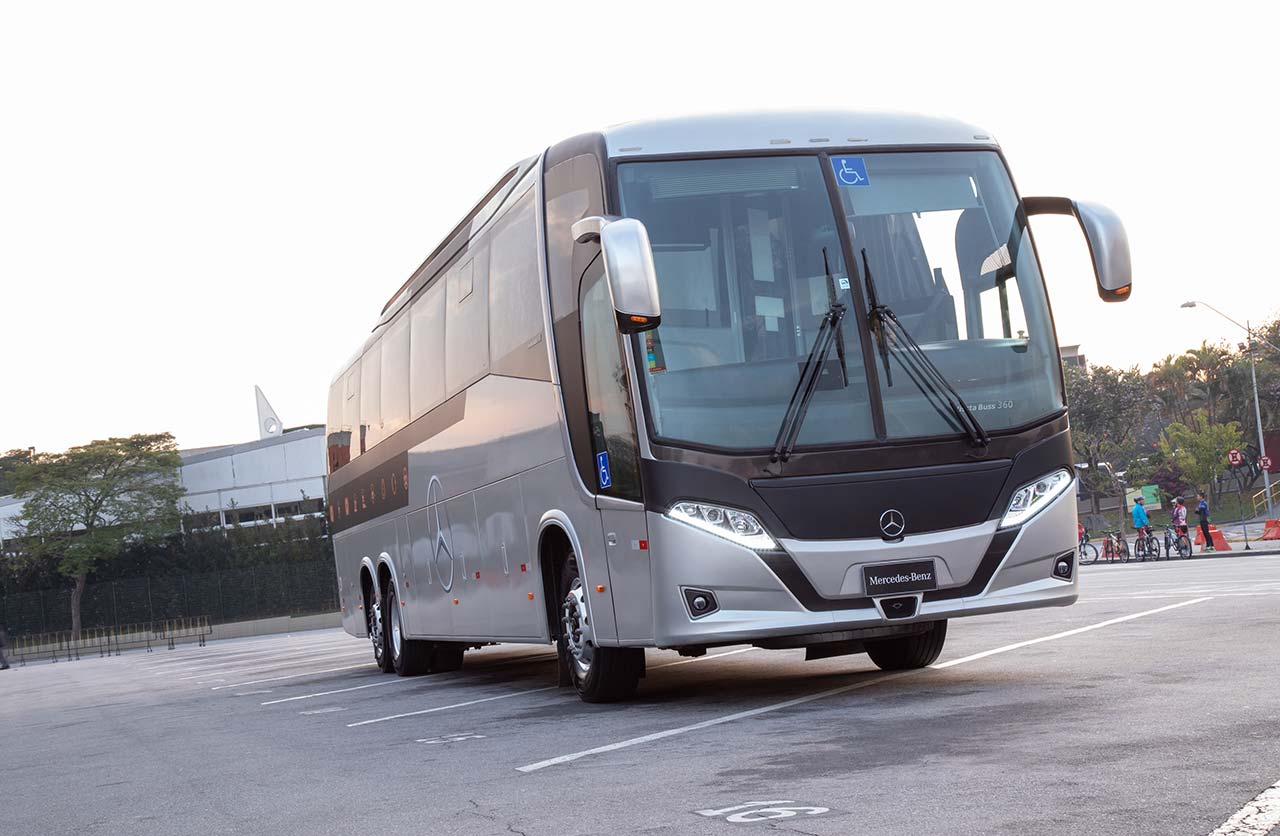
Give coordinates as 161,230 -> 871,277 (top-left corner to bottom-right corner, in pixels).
2,1 -> 1276,453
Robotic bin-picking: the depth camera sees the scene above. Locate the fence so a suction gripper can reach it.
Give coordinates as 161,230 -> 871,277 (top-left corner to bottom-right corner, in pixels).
8,617 -> 213,664
0,560 -> 338,639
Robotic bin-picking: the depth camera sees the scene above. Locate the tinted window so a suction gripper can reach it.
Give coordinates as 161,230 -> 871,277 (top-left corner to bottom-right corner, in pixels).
360,343 -> 381,450
342,367 -> 361,459
489,188 -> 550,380
445,247 -> 490,395
380,314 -> 410,436
410,279 -> 446,416
326,379 -> 350,473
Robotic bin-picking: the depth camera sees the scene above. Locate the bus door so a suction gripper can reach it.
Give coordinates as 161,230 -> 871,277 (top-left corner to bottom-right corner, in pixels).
580,263 -> 654,644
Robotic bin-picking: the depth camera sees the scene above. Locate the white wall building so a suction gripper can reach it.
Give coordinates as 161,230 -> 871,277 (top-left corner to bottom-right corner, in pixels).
0,426 -> 327,546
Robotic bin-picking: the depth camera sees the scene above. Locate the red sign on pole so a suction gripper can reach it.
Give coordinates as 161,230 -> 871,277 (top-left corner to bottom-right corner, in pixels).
1261,455 -> 1274,470
1228,448 -> 1243,466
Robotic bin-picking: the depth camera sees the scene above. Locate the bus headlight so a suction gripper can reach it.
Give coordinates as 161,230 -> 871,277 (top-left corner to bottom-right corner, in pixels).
667,501 -> 779,552
1000,469 -> 1074,529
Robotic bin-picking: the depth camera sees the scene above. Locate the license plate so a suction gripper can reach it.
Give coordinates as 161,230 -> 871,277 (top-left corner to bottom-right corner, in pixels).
862,559 -> 938,596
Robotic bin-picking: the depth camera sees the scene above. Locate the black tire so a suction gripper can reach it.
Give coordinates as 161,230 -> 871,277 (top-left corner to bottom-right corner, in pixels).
866,620 -> 948,670
367,584 -> 394,673
1078,543 -> 1099,566
1117,537 -> 1130,562
387,584 -> 432,676
1177,535 -> 1192,559
559,553 -> 642,703
431,643 -> 465,673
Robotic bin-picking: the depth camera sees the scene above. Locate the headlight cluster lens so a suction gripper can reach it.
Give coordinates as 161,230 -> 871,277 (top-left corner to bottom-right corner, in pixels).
668,501 -> 778,551
1000,469 -> 1074,529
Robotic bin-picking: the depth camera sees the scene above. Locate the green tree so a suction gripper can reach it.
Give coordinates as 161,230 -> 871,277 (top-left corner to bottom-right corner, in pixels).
0,447 -> 34,496
1065,364 -> 1152,513
1158,410 -> 1244,505
12,434 -> 184,638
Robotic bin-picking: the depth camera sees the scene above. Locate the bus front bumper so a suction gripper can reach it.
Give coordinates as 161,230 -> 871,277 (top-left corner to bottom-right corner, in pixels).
646,482 -> 1078,648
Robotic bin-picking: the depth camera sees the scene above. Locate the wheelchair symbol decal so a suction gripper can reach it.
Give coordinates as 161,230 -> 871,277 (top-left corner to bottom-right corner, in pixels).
832,156 -> 870,187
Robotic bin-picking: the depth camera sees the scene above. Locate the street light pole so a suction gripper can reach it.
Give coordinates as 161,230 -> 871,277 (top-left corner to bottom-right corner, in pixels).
1181,301 -> 1275,519
1246,320 -> 1275,519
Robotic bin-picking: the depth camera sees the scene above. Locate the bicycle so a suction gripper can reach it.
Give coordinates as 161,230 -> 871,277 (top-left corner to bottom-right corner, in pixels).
1078,527 -> 1099,566
1163,525 -> 1192,559
1101,530 -> 1130,563
1133,527 -> 1161,561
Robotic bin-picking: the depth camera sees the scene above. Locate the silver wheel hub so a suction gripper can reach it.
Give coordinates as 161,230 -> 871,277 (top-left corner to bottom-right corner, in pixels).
369,599 -> 384,656
390,598 -> 402,659
561,578 -> 593,678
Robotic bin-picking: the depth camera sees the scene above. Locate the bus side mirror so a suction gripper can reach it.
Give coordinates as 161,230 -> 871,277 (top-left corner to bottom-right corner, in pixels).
572,215 -> 662,333
1024,197 -> 1132,303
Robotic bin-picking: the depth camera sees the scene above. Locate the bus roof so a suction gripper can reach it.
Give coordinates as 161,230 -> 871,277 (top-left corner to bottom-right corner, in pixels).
601,110 -> 997,158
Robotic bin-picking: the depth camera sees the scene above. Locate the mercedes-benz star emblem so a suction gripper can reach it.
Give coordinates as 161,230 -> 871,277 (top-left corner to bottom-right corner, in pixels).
879,509 -> 906,540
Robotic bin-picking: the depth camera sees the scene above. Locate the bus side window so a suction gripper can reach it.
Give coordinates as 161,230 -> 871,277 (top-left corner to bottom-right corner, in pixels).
326,379 -> 350,473
410,279 -> 446,418
579,261 -> 642,500
343,367 -> 360,460
489,188 -> 550,381
360,342 -> 382,451
445,246 -> 490,396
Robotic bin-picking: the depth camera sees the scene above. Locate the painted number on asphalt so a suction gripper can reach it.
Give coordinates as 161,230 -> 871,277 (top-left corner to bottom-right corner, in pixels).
416,733 -> 486,745
696,801 -> 831,824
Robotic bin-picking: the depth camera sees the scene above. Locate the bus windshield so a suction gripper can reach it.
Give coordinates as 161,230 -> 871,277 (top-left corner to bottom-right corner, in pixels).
616,151 -> 1063,451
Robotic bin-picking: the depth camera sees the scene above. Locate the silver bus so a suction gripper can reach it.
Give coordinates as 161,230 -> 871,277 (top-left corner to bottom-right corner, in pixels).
325,111 -> 1131,702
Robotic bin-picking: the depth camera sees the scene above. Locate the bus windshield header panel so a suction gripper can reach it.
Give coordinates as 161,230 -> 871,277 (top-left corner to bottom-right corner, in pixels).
615,150 -> 1063,453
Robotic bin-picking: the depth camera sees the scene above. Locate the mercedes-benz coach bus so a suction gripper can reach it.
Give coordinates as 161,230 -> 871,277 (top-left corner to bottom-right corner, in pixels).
325,111 -> 1131,702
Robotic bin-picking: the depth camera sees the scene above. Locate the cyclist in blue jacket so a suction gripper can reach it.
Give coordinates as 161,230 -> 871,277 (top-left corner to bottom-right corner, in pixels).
1131,496 -> 1151,540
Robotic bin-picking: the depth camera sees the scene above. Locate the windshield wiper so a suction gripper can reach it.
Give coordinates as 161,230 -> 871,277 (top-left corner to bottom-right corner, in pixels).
860,248 -> 991,449
770,248 -> 847,463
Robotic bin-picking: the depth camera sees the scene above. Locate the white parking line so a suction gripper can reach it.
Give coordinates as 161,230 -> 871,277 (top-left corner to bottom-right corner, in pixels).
259,652 -> 558,705
347,687 -> 558,727
515,597 -> 1212,773
261,678 -> 402,705
1209,779 -> 1280,835
185,651 -> 370,681
650,647 -> 757,669
160,646 -> 366,675
210,663 -> 374,690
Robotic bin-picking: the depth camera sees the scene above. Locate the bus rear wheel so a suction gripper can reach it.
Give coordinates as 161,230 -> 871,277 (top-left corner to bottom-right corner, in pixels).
865,620 -> 948,670
387,584 -> 432,676
367,586 -> 394,673
559,554 -> 642,703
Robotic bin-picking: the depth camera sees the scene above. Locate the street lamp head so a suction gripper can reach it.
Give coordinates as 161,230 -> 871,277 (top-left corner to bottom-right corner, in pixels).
1180,301 -> 1197,309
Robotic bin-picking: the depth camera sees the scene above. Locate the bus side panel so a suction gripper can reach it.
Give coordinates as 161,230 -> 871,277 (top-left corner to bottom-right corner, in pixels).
475,475 -> 543,638
333,519 -> 400,638
334,531 -> 364,637
518,458 -> 619,646
406,504 -> 454,637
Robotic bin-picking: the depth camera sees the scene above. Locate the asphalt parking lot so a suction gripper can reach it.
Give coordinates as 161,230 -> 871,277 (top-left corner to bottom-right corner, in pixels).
4,555 -> 1279,836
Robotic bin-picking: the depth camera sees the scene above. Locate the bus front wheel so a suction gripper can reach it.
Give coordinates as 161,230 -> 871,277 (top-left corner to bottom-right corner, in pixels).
865,620 -> 948,670
559,554 -> 642,703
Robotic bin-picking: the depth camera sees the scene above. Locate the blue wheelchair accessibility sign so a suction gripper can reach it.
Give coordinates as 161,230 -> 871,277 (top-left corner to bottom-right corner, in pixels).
596,451 -> 612,489
831,156 -> 870,187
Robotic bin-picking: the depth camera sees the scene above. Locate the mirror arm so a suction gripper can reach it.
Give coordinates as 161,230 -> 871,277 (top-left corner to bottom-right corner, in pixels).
571,215 -> 622,244
1022,196 -> 1076,217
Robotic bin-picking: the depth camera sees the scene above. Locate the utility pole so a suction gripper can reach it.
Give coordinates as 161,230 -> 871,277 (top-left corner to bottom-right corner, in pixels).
1247,321 -> 1275,519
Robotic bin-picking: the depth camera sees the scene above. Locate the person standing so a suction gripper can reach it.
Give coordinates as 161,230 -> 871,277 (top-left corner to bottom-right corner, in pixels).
1131,496 -> 1151,539
1172,497 -> 1189,539
0,623 -> 10,671
1196,491 -> 1214,553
